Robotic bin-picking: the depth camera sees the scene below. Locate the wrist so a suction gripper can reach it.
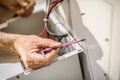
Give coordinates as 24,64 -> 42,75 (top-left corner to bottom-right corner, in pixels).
10,34 -> 22,54
0,32 -> 21,54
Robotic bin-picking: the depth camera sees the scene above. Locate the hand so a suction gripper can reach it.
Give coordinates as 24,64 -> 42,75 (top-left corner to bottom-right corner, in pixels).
0,0 -> 35,17
14,35 -> 61,70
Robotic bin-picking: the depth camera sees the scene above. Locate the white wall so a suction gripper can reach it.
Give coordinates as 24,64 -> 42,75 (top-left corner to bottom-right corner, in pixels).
76,0 -> 113,74
76,0 -> 120,80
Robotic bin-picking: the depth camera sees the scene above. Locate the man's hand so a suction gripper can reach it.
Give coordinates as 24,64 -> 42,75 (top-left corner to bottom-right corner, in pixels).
0,0 -> 35,17
14,35 -> 61,70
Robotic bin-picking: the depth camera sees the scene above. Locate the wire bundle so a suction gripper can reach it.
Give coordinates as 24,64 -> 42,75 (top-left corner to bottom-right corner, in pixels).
38,0 -> 68,42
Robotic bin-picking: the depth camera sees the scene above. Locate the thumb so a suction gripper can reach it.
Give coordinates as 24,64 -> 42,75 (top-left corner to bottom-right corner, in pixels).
17,0 -> 28,7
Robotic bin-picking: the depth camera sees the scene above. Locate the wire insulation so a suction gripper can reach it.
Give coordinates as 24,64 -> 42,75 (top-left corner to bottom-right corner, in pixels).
38,0 -> 68,41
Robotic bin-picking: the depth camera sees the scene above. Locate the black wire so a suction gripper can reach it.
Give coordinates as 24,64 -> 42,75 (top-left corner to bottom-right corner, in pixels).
47,0 -> 61,19
44,0 -> 68,41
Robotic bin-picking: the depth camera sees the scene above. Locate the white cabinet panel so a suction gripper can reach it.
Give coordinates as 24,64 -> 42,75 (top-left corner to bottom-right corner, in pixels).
77,0 -> 112,74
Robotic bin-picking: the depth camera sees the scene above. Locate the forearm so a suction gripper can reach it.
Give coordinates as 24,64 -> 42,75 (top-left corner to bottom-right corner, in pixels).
0,32 -> 19,53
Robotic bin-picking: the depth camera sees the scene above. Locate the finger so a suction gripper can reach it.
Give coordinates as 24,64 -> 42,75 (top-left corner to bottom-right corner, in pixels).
30,52 -> 46,64
19,7 -> 33,17
17,0 -> 28,7
27,61 -> 46,70
20,0 -> 35,17
37,38 -> 62,48
24,52 -> 46,69
23,49 -> 59,69
16,8 -> 26,15
29,49 -> 59,69
25,0 -> 35,10
45,48 -> 59,65
30,48 -> 41,53
29,64 -> 44,70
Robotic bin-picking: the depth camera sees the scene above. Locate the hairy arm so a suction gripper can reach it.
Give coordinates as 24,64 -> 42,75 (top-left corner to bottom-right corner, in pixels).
0,32 -> 61,69
0,32 -> 18,53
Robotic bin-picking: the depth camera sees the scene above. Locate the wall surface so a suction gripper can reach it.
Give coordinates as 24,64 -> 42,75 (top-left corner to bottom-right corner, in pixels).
72,0 -> 120,80
59,0 -> 120,80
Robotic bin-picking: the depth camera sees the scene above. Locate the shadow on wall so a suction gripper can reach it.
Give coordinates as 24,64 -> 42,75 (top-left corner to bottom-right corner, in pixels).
61,0 -> 107,80
77,26 -> 107,80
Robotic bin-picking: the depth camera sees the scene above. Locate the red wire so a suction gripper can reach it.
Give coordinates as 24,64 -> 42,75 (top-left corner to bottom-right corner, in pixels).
38,0 -> 64,38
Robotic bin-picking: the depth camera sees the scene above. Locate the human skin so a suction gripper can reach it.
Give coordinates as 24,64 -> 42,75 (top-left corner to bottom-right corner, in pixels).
0,32 -> 61,70
0,0 -> 35,17
0,0 -> 62,70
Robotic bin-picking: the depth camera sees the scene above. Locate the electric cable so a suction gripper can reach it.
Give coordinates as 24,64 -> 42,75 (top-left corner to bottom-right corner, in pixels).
38,0 -> 68,42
